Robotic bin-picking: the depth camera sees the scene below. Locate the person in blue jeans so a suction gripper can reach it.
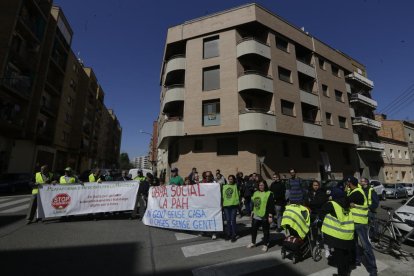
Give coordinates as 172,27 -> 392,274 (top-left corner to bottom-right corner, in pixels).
222,175 -> 240,242
345,176 -> 377,276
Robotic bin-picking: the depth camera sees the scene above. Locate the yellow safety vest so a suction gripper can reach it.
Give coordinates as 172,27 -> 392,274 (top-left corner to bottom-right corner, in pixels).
134,176 -> 145,182
89,173 -> 97,182
367,187 -> 373,206
33,172 -> 53,194
252,191 -> 271,217
222,184 -> 240,207
60,176 -> 76,184
322,201 -> 354,240
281,204 -> 310,239
349,187 -> 368,224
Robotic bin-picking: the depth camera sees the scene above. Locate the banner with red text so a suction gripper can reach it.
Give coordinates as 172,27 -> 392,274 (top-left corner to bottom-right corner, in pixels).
37,181 -> 139,218
142,183 -> 223,232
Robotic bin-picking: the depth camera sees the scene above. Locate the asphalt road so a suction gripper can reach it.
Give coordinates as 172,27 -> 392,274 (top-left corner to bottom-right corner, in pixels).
0,193 -> 413,276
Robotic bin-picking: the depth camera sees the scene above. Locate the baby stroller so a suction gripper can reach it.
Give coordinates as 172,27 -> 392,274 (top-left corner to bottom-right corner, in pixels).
281,217 -> 323,263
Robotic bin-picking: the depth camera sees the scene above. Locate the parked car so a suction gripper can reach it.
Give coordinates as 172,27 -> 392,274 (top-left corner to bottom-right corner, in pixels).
393,195 -> 414,242
384,183 -> 408,199
402,183 -> 414,197
0,173 -> 32,193
370,180 -> 387,201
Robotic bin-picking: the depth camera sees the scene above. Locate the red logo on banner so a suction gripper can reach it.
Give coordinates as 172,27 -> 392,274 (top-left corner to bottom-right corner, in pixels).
51,193 -> 71,210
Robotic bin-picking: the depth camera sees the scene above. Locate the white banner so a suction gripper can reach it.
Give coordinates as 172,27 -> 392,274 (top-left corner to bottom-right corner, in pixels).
142,183 -> 223,232
37,181 -> 139,218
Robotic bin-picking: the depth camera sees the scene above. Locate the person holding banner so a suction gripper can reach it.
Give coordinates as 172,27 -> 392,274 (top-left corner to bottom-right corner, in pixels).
131,173 -> 151,219
247,180 -> 275,252
222,175 -> 240,242
59,167 -> 79,184
89,169 -> 102,183
26,165 -> 56,224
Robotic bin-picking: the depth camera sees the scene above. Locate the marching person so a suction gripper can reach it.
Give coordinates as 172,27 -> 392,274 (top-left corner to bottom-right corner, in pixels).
131,172 -> 151,220
117,170 -> 132,181
26,165 -> 56,224
270,173 -> 286,232
133,169 -> 146,182
321,185 -> 355,276
222,175 -> 240,242
168,167 -> 184,185
89,168 -> 102,183
59,167 -> 78,184
360,177 -> 379,223
286,168 -> 306,204
246,180 -> 275,252
345,176 -> 377,276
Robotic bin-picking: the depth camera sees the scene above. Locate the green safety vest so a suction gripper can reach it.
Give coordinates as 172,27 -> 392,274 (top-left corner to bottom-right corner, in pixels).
33,172 -> 53,194
281,204 -> 310,239
252,191 -> 271,217
59,176 -> 76,184
349,187 -> 368,224
222,184 -> 240,207
89,174 -> 97,182
322,201 -> 354,241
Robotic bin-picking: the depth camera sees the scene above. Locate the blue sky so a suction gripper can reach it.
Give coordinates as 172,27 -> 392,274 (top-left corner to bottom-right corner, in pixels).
53,0 -> 414,159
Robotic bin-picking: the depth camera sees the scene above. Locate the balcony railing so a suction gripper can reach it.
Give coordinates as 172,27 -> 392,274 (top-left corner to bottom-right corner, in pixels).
165,55 -> 185,75
1,68 -> 32,99
158,118 -> 184,148
357,141 -> 384,152
162,85 -> 185,112
237,37 -> 270,59
352,116 -> 382,130
346,72 -> 374,89
239,110 -> 276,132
350,93 -> 378,109
238,71 -> 273,94
297,60 -> 316,78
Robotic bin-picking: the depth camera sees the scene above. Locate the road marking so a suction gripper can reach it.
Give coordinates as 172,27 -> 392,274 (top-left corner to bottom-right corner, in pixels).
182,234 -> 263,257
306,259 -> 388,276
175,232 -> 199,240
0,198 -> 30,209
192,249 -> 288,276
0,204 -> 29,213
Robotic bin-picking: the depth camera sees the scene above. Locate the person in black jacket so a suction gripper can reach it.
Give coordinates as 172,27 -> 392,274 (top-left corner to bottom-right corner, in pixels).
131,173 -> 151,219
269,173 -> 286,232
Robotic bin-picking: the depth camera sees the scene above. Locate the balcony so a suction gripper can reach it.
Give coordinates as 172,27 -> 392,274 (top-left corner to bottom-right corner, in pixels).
238,71 -> 273,94
239,109 -> 276,132
237,38 -> 270,60
303,122 -> 323,139
357,141 -> 384,152
300,90 -> 319,106
162,85 -> 185,112
352,116 -> 382,130
158,118 -> 184,148
350,93 -> 378,109
346,72 -> 374,89
297,60 -> 315,78
164,55 -> 185,77
1,67 -> 32,100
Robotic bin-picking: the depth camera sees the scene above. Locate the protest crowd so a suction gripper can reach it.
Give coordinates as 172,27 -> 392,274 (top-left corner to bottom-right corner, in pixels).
28,165 -> 379,276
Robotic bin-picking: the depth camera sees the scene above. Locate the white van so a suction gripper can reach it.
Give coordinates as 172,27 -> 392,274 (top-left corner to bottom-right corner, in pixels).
128,168 -> 153,180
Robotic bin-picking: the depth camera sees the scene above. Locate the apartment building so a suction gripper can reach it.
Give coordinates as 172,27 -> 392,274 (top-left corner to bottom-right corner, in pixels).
157,3 -> 382,181
134,155 -> 150,170
376,114 -> 414,183
0,1 -> 121,174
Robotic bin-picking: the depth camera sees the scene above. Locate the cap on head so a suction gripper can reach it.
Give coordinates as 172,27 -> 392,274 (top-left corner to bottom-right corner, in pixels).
344,176 -> 358,186
64,167 -> 72,172
171,167 -> 178,172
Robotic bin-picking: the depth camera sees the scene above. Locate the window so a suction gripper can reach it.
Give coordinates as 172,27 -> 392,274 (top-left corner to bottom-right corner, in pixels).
319,58 -> 326,70
405,151 -> 409,159
326,112 -> 333,125
64,112 -> 72,124
203,36 -> 219,59
202,100 -> 220,126
70,79 -> 77,91
322,84 -> 329,97
331,65 -> 340,77
62,131 -> 69,142
203,66 -> 220,91
276,36 -> 289,52
301,142 -> 310,158
217,138 -> 237,155
335,90 -> 343,102
398,150 -> 402,159
301,102 -> 319,124
390,149 -> 395,158
194,139 -> 203,151
281,100 -> 295,116
282,140 -> 289,157
67,96 -> 73,106
410,133 -> 412,143
278,66 -> 292,83
338,116 -> 347,128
